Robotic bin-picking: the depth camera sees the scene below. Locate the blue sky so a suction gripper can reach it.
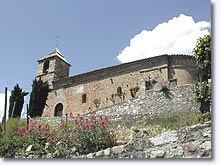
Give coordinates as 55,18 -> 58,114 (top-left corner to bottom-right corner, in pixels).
0,0 -> 211,118
0,0 -> 211,93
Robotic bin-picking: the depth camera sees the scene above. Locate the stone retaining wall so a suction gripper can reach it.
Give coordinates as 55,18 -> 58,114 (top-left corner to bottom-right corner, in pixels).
91,84 -> 199,120
37,84 -> 199,125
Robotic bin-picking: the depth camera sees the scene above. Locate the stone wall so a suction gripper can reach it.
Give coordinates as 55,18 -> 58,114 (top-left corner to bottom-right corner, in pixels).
85,84 -> 199,121
40,84 -> 199,125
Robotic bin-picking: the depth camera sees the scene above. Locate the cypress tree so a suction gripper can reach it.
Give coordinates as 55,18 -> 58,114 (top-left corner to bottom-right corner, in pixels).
29,78 -> 51,118
8,84 -> 28,118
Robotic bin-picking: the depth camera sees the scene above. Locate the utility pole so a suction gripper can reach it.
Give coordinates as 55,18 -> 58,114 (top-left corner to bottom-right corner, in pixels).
11,100 -> 16,118
2,87 -> 8,133
26,104 -> 29,128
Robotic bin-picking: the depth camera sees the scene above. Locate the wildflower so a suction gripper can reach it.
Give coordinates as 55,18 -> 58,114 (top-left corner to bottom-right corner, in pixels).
69,112 -> 73,117
89,122 -> 95,129
38,124 -> 42,130
90,115 -> 95,121
72,132 -> 77,139
42,131 -> 48,137
47,137 -> 52,142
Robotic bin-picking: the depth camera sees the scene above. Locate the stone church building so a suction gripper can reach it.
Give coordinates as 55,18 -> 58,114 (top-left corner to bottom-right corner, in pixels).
36,48 -> 197,117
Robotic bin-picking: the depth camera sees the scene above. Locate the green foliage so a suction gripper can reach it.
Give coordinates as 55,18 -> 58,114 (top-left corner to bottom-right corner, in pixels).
130,86 -> 139,98
92,98 -> 101,108
198,112 -> 211,123
4,118 -> 26,137
193,34 -> 211,114
110,94 -> 116,104
0,118 -> 29,158
193,34 -> 211,80
29,78 -> 51,118
8,84 -> 28,118
0,136 -> 29,158
14,113 -> 116,156
72,113 -> 116,154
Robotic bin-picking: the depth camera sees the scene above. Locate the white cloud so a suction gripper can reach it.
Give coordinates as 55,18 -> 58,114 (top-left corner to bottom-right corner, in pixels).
0,91 -> 11,121
0,91 -> 28,120
117,14 -> 210,63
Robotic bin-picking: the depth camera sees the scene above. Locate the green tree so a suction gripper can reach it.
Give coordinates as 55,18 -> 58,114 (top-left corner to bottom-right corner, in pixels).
193,34 -> 211,81
8,84 -> 28,118
29,78 -> 51,118
193,34 -> 211,114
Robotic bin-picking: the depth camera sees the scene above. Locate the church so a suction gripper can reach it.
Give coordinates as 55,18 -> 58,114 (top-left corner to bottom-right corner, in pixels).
35,48 -> 197,117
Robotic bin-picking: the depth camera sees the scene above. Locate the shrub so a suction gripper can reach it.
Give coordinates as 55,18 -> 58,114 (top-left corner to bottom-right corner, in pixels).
130,86 -> 139,98
4,118 -> 26,137
72,113 -> 116,154
0,136 -> 29,158
92,98 -> 101,108
160,81 -> 172,98
16,112 -> 116,156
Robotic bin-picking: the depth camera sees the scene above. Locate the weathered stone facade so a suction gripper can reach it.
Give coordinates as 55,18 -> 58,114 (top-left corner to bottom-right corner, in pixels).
35,48 -> 197,117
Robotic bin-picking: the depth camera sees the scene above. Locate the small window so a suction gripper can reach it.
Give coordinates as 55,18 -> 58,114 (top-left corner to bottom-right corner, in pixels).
43,60 -> 50,73
54,103 -> 63,117
82,94 -> 87,103
117,87 -> 122,96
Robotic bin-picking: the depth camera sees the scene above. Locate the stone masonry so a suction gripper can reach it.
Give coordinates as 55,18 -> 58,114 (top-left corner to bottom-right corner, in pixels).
35,48 -> 197,117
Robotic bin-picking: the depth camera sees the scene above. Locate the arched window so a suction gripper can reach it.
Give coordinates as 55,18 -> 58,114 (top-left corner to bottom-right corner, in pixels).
54,103 -> 63,117
43,60 -> 50,73
117,87 -> 122,96
82,94 -> 86,103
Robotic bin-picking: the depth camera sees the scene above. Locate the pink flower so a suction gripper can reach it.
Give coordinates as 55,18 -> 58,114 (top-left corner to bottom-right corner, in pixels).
69,112 -> 73,117
90,115 -> 95,121
38,124 -> 42,129
42,131 -> 48,137
89,123 -> 95,129
72,132 -> 77,139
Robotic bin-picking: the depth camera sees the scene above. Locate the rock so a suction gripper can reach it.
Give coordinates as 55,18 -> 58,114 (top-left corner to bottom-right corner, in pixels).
70,147 -> 78,154
134,140 -> 144,151
45,142 -> 51,150
103,148 -> 111,156
112,145 -> 125,154
96,150 -> 103,157
202,130 -> 211,138
86,153 -> 94,158
199,141 -> 211,151
149,150 -> 166,158
135,130 -> 144,138
125,142 -> 134,152
149,130 -> 178,146
26,145 -> 33,152
27,154 -> 39,158
43,153 -> 53,158
187,143 -> 197,152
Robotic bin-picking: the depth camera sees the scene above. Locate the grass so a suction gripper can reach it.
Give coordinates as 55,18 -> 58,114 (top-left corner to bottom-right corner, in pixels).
110,111 -> 208,143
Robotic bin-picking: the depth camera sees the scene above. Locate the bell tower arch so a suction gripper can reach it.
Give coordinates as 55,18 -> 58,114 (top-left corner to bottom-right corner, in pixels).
36,48 -> 71,88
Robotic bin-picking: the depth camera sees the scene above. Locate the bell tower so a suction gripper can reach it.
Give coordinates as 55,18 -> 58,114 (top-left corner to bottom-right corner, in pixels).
36,48 -> 71,88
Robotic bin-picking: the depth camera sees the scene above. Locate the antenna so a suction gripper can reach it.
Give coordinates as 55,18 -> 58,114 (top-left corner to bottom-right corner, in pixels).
56,35 -> 59,48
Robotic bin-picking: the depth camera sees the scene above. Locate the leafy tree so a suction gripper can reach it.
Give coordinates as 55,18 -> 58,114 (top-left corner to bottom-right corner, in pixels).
193,34 -> 211,81
8,84 -> 28,118
29,78 -> 51,118
193,34 -> 211,114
